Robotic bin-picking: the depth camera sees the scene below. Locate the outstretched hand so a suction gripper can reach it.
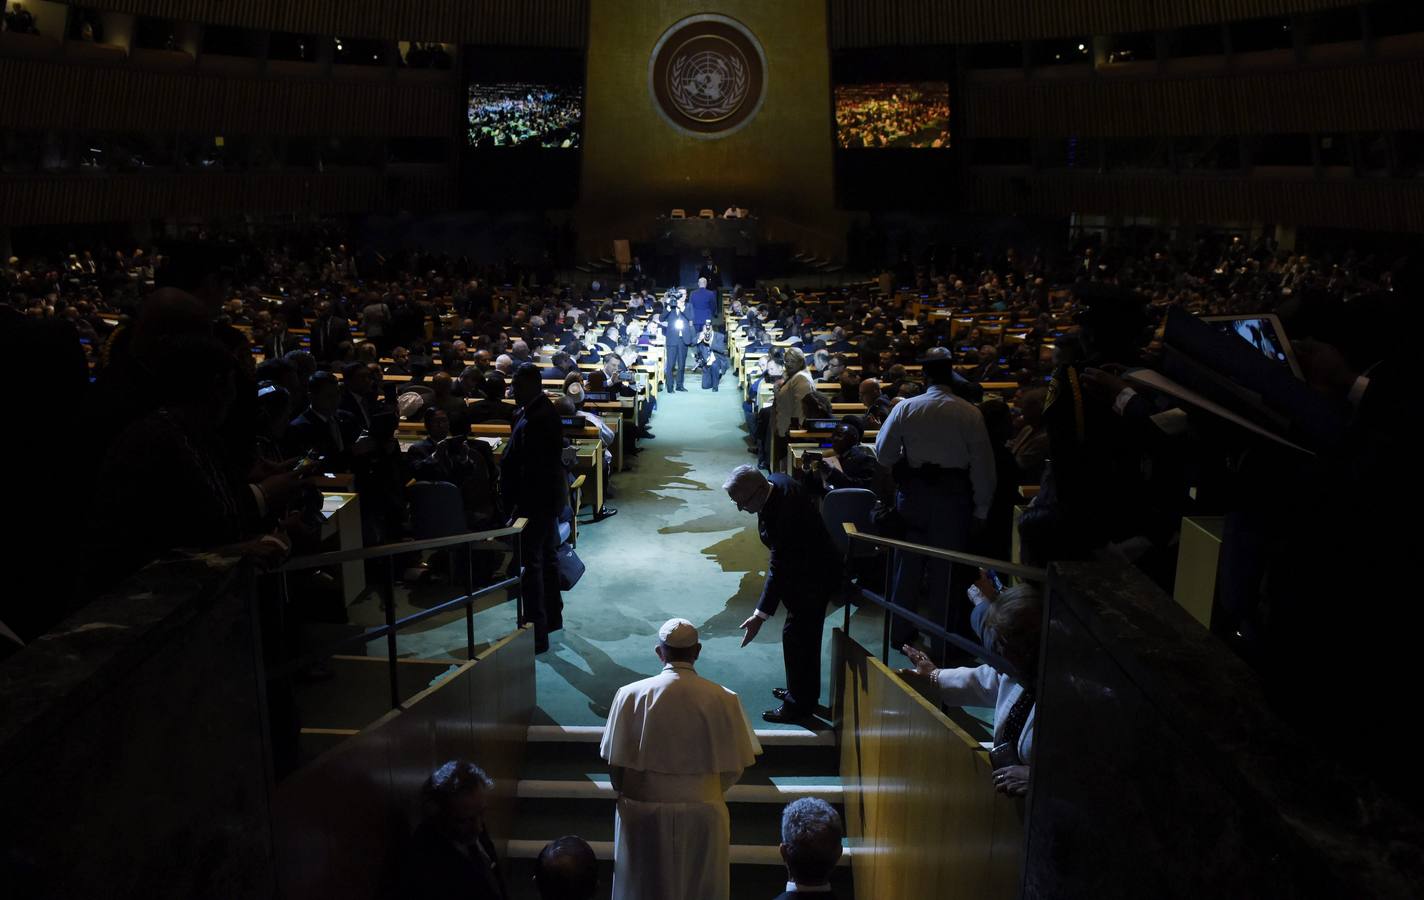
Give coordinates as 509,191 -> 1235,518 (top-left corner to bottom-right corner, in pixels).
900,644 -> 937,680
738,614 -> 764,647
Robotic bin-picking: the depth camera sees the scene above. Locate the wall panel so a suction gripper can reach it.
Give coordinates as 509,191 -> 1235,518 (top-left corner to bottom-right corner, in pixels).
271,626 -> 535,900
579,0 -> 838,231
0,170 -> 456,225
831,0 -> 1359,47
0,58 -> 458,136
63,0 -> 588,46
836,630 -> 1024,900
963,58 -> 1424,137
964,172 -> 1424,232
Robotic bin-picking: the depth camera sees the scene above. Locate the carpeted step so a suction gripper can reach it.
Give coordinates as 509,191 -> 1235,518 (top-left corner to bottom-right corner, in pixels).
512,723 -> 852,895
498,846 -> 855,900
523,725 -> 839,784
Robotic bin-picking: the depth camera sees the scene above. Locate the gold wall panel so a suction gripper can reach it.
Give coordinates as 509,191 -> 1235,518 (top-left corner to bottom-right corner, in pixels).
579,0 -> 837,237
272,625 -> 535,900
830,0 -> 1357,47
836,629 -> 1024,899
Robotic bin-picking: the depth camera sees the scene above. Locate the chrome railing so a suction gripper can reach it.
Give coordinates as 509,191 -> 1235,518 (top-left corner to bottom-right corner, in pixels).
266,519 -> 527,709
840,522 -> 1048,679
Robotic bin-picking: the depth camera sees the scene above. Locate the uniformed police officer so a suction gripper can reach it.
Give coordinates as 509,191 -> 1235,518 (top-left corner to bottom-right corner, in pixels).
874,347 -> 996,658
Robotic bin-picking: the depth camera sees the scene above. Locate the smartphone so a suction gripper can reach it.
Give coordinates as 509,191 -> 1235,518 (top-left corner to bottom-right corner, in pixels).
989,741 -> 1018,770
986,569 -> 1006,592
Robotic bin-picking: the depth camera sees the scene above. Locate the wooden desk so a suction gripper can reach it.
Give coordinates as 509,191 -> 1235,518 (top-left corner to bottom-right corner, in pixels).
319,492 -> 365,606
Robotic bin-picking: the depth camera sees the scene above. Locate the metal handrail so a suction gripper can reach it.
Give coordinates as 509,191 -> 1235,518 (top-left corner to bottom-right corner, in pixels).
279,519 -> 529,571
843,524 -> 1048,582
267,518 -> 528,709
839,522 -> 1042,680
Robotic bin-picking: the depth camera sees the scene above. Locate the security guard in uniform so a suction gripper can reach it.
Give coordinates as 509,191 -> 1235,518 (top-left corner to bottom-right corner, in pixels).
874,347 -> 996,658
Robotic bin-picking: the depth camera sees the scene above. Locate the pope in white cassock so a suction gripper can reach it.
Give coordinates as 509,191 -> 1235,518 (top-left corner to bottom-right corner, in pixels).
600,618 -> 763,900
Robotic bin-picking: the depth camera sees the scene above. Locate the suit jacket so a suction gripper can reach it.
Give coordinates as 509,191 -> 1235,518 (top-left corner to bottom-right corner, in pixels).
285,408 -> 361,470
309,315 -> 351,362
400,822 -> 508,900
689,288 -> 717,328
500,393 -> 566,519
756,474 -> 840,617
821,444 -> 880,493
663,309 -> 693,349
339,390 -> 373,429
262,331 -> 296,359
466,398 -> 514,424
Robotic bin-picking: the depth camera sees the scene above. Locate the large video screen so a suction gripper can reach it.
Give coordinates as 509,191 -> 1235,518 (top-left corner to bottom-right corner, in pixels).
466,83 -> 582,149
835,82 -> 952,149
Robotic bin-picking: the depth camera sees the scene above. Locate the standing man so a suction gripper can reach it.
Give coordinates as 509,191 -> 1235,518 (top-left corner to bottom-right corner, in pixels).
874,346 -> 995,658
689,276 -> 718,332
309,300 -> 350,364
501,363 -> 566,654
662,293 -> 691,392
601,618 -> 762,900
725,465 -> 840,723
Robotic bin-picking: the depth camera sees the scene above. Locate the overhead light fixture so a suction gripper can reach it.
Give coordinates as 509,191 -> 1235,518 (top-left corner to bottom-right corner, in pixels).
1077,43 -> 1086,52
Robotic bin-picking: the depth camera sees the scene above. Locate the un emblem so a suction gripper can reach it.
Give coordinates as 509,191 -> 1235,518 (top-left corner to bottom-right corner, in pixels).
650,15 -> 766,138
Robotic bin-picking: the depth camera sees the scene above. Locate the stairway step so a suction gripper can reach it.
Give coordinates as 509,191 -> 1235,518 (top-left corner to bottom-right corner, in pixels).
505,839 -> 853,867
512,796 -> 802,845
500,855 -> 854,900
528,724 -> 834,746
517,779 -> 842,804
518,740 -> 837,785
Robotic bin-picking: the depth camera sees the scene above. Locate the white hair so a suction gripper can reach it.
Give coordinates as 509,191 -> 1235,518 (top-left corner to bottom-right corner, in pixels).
494,354 -> 514,375
722,464 -> 767,496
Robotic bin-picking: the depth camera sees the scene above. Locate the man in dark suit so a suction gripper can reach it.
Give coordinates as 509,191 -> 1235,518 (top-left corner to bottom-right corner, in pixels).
700,322 -> 729,391
774,798 -> 843,898
689,276 -> 717,331
542,351 -> 576,382
284,370 -> 361,470
725,465 -> 840,722
466,373 -> 514,424
338,361 -> 375,430
261,314 -> 296,359
662,295 -> 692,392
401,760 -> 509,900
501,363 -> 566,653
309,301 -> 350,364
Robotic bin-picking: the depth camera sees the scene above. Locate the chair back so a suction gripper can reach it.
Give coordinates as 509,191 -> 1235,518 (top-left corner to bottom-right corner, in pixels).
698,208 -> 716,218
821,488 -> 878,557
670,208 -> 687,219
409,481 -> 467,539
